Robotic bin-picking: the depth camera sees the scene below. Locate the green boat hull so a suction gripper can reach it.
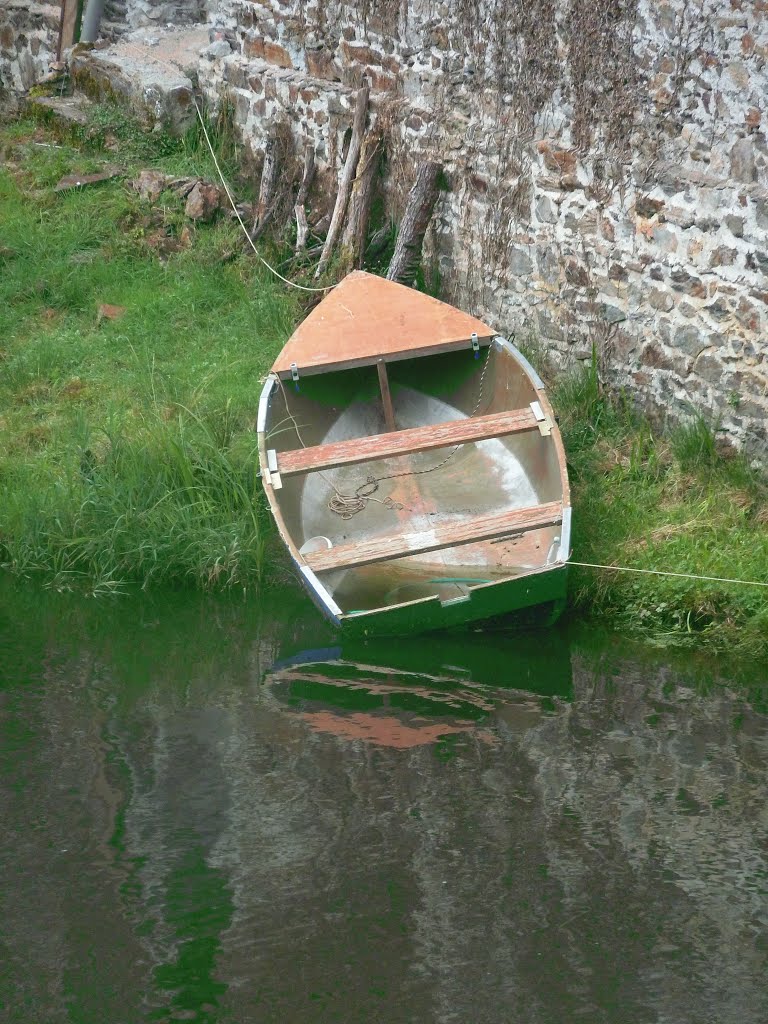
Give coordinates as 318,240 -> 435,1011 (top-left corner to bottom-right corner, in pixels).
336,565 -> 568,639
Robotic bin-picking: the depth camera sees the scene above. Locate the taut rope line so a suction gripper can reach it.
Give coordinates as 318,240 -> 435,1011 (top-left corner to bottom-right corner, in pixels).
570,561 -> 768,589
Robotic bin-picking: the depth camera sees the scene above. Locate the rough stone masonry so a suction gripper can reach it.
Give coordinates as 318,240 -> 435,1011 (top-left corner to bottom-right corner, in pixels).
2,0 -> 767,456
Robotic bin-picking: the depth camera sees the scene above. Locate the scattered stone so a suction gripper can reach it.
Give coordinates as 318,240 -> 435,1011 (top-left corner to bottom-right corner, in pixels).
641,342 -> 675,371
29,95 -> 92,128
755,198 -> 768,231
97,303 -> 126,323
664,205 -> 695,229
746,251 -> 768,274
709,246 -> 738,268
132,169 -> 168,202
565,260 -> 589,287
724,214 -> 744,237
735,297 -> 760,331
537,142 -> 577,175
167,176 -> 199,199
185,181 -> 222,221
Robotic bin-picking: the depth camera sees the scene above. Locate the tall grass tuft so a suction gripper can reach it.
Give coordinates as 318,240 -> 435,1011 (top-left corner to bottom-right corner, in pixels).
1,412 -> 273,593
671,411 -> 721,471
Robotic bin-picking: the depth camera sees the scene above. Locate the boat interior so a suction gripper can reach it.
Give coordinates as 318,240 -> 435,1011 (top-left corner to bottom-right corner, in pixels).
260,338 -> 569,617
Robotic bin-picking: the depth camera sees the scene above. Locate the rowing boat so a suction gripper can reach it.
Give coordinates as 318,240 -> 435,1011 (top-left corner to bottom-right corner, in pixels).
257,271 -> 571,637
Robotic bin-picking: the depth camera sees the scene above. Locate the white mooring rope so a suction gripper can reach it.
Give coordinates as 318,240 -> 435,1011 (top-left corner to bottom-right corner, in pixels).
569,561 -> 768,589
191,98 -> 333,295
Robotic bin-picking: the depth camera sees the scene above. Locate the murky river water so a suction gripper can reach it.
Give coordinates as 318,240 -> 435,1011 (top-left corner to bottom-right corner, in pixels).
1,581 -> 767,1024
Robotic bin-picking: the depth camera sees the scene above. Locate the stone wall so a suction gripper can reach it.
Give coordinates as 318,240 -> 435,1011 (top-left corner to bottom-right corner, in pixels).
125,0 -> 208,31
0,2 -> 62,99
199,0 -> 768,456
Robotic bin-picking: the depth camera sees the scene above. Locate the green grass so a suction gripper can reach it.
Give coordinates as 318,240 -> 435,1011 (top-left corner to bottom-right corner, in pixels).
1,108 -> 766,656
0,107 -> 301,593
549,352 -> 768,658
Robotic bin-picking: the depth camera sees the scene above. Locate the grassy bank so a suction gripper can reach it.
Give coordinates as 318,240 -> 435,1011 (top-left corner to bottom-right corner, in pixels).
1,108 -> 766,656
1,107 -> 300,592
548,354 -> 768,657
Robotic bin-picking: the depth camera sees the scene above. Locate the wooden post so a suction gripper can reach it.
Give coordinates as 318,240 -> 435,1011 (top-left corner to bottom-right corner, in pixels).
294,142 -> 315,253
377,359 -> 397,432
250,134 -> 279,242
339,130 -> 382,273
314,83 -> 369,279
58,0 -> 80,55
386,161 -> 442,286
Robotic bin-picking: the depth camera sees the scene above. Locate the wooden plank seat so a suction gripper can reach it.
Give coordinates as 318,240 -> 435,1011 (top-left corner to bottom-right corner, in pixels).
303,501 -> 563,573
275,407 -> 539,478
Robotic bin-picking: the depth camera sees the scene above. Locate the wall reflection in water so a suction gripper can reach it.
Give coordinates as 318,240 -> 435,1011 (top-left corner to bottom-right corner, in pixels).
1,584 -> 766,1024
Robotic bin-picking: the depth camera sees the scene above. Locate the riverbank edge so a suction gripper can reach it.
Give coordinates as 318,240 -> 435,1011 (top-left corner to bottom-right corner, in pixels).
1,102 -> 766,657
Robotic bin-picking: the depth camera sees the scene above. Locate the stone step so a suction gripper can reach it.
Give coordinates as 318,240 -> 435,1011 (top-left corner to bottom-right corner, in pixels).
69,26 -> 209,135
28,94 -> 94,128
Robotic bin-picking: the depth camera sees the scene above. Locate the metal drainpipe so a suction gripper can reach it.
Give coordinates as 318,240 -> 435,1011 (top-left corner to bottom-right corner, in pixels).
80,0 -> 106,44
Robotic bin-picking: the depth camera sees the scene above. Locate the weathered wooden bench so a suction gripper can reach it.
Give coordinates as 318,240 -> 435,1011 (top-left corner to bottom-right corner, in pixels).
272,407 -> 540,478
303,501 -> 563,573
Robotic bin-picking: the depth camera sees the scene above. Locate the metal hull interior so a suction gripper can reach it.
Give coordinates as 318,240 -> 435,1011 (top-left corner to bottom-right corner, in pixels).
260,339 -> 570,627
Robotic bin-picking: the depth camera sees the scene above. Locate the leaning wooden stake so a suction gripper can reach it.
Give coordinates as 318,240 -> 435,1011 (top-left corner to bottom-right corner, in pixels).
339,130 -> 382,273
386,161 -> 442,286
294,142 -> 315,253
251,133 -> 279,242
314,83 -> 369,279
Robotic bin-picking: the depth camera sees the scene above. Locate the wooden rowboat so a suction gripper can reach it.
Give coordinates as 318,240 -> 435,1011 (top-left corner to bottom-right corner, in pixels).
257,271 -> 571,637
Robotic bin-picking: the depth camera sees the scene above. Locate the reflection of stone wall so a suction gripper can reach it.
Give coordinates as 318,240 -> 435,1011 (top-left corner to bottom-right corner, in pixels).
3,594 -> 768,1023
523,654 -> 768,1024
199,0 -> 768,456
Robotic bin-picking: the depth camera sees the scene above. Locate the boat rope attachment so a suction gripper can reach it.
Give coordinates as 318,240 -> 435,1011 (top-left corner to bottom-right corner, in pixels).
569,561 -> 768,589
191,98 -> 332,295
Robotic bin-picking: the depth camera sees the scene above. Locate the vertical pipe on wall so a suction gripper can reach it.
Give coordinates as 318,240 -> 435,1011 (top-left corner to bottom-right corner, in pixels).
80,0 -> 105,43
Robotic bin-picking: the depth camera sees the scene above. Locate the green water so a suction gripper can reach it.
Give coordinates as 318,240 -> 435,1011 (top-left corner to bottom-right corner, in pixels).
1,581 -> 767,1023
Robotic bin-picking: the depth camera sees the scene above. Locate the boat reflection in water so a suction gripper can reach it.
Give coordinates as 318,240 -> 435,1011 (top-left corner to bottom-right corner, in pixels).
265,630 -> 574,750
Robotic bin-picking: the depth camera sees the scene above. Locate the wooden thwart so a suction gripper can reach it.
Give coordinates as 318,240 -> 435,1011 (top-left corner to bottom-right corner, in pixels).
276,407 -> 538,477
304,501 -> 563,573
